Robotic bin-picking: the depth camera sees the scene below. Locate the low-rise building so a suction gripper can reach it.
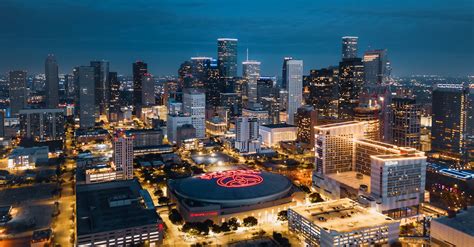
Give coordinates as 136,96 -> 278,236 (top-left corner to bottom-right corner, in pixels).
8,146 -> 49,169
430,207 -> 474,247
31,228 -> 53,247
259,123 -> 297,147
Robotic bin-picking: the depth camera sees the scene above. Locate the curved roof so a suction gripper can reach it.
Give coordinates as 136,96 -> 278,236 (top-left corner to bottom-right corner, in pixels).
170,170 -> 292,207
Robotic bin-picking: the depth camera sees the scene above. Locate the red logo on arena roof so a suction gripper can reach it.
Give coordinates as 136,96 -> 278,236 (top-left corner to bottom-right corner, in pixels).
199,170 -> 263,188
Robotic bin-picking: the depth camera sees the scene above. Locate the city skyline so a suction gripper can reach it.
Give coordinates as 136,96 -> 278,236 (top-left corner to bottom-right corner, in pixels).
0,0 -> 473,76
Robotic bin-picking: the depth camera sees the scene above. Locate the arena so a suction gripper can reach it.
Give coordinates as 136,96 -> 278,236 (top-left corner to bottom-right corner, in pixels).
168,169 -> 305,223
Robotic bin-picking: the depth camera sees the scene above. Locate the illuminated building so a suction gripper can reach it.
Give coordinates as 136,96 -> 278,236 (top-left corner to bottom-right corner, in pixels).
363,49 -> 389,85
295,105 -> 318,145
285,59 -> 303,125
235,117 -> 260,154
90,60 -> 110,116
76,180 -> 163,247
125,129 -> 163,148
288,198 -> 399,247
45,54 -> 59,108
176,124 -> 196,146
19,108 -> 64,141
338,58 -> 364,120
353,102 -> 381,141
141,73 -> 155,107
77,66 -> 96,129
242,60 -> 261,106
259,123 -> 297,147
132,61 -> 148,113
31,229 -> 53,247
260,97 -> 280,124
113,132 -> 134,180
431,84 -> 470,165
390,97 -> 421,150
183,88 -> 206,138
257,76 -> 278,102
281,57 -> 293,89
168,169 -> 304,223
84,164 -> 121,184
167,113 -> 192,144
9,70 -> 27,116
206,116 -> 227,136
305,67 -> 338,119
217,38 -> 238,78
342,36 -> 358,60
8,146 -> 49,169
108,72 -> 120,122
430,207 -> 474,246
242,106 -> 270,125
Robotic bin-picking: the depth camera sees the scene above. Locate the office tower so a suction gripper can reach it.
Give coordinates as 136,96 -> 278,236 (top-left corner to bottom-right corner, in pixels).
188,57 -> 220,107
217,38 -> 238,78
257,76 -> 277,101
363,49 -> 389,85
281,57 -> 293,89
242,60 -> 261,106
354,102 -> 381,141
78,66 -> 96,129
260,97 -> 280,124
113,132 -> 134,180
0,110 -> 5,137
235,117 -> 260,154
9,70 -> 27,116
63,73 -> 75,100
182,88 -> 206,138
313,121 -> 366,174
176,124 -> 196,146
285,59 -> 303,124
338,58 -> 364,119
167,113 -> 192,144
305,67 -> 339,119
432,84 -> 470,164
124,129 -> 163,148
342,36 -> 358,60
45,54 -> 59,108
133,61 -> 148,111
19,108 -> 64,141
295,105 -> 318,145
90,60 -> 110,116
141,73 -> 155,106
108,72 -> 120,122
390,97 -> 421,150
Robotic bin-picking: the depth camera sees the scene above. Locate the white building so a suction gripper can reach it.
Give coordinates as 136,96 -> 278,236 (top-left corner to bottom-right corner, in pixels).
113,133 -> 134,180
235,117 -> 260,154
285,59 -> 303,125
8,146 -> 49,169
288,198 -> 399,247
167,114 -> 192,144
183,89 -> 206,138
242,60 -> 260,105
430,207 -> 474,247
259,123 -> 297,147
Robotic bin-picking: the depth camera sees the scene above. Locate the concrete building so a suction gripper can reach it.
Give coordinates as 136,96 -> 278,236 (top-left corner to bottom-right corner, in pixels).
295,105 -> 318,145
90,60 -> 110,116
390,97 -> 421,150
338,58 -> 364,120
217,38 -> 238,78
285,60 -> 303,125
45,54 -> 59,108
167,113 -> 192,144
430,207 -> 474,247
19,108 -> 65,141
9,70 -> 27,116
76,180 -> 163,247
206,116 -> 227,137
141,73 -> 155,106
183,88 -> 206,138
288,198 -> 399,247
235,117 -> 260,154
353,102 -> 381,141
132,61 -> 148,112
78,66 -> 96,129
125,129 -> 163,148
342,36 -> 358,60
363,49 -> 389,85
242,60 -> 260,106
8,146 -> 49,169
259,123 -> 297,147
113,133 -> 134,180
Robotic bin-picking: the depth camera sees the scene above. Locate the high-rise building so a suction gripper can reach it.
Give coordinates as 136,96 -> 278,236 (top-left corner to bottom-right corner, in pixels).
113,132 -> 134,180
45,54 -> 59,108
285,59 -> 303,125
390,97 -> 421,150
9,70 -> 27,116
295,105 -> 318,145
0,110 -> 4,137
167,113 -> 192,144
217,38 -> 238,78
108,72 -> 120,122
363,49 -> 389,85
354,102 -> 381,141
431,84 -> 470,165
242,60 -> 261,106
90,60 -> 110,116
141,73 -> 155,106
78,66 -> 96,129
19,108 -> 65,141
133,61 -> 148,111
338,58 -> 364,119
281,57 -> 293,89
183,88 -> 206,138
342,36 -> 358,60
257,76 -> 277,101
235,117 -> 260,154
305,67 -> 339,119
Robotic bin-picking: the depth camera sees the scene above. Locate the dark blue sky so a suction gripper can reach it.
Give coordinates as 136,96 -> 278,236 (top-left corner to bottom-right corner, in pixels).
1,0 -> 473,76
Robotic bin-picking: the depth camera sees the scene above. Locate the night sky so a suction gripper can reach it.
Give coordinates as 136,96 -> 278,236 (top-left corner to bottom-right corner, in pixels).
1,0 -> 473,76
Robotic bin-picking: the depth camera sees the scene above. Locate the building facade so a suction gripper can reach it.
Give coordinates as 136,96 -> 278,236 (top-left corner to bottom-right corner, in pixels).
285,60 -> 303,125
19,108 -> 65,141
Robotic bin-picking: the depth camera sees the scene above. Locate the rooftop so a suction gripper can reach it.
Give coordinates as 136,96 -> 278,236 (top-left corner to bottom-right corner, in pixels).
290,198 -> 396,233
261,123 -> 296,129
31,229 -> 52,242
433,207 -> 474,236
314,121 -> 362,130
76,179 -> 160,236
326,171 -> 371,192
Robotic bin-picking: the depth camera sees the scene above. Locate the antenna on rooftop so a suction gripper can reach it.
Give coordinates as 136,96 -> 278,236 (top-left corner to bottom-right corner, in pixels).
246,48 -> 249,61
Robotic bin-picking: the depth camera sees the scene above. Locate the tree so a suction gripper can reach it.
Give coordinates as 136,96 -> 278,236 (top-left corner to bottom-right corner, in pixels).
309,192 -> 324,203
154,189 -> 164,197
273,232 -> 291,247
227,217 -> 240,230
168,209 -> 183,225
277,210 -> 288,221
158,196 -> 170,205
298,185 -> 311,194
243,216 -> 258,227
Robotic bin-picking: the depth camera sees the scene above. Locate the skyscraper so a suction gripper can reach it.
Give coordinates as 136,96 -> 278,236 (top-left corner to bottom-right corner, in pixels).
90,60 -> 110,116
141,73 -> 155,106
133,61 -> 148,111
390,97 -> 421,150
342,36 -> 358,60
19,108 -> 65,141
108,72 -> 120,122
285,59 -> 303,124
217,38 -> 238,78
338,58 -> 364,119
183,88 -> 206,138
295,105 -> 318,145
45,54 -> 59,108
432,84 -> 470,165
242,60 -> 261,106
235,117 -> 260,154
78,66 -> 96,129
9,70 -> 27,116
281,57 -> 293,89
363,49 -> 389,85
113,132 -> 134,180
305,67 -> 339,119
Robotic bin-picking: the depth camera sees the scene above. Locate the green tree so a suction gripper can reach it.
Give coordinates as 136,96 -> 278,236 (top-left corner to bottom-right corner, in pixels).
309,192 -> 324,203
277,210 -> 288,221
243,216 -> 258,227
168,209 -> 183,225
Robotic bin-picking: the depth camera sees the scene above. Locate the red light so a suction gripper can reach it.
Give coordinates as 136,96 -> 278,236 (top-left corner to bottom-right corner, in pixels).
157,223 -> 164,231
190,211 -> 218,217
200,170 -> 263,188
